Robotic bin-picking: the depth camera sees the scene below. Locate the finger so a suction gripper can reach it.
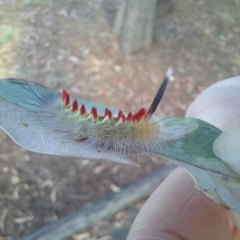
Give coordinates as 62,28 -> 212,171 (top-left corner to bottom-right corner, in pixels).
127,168 -> 231,240
186,76 -> 240,131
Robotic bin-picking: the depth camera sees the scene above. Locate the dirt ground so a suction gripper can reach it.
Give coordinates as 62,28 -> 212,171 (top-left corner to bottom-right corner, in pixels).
0,0 -> 240,239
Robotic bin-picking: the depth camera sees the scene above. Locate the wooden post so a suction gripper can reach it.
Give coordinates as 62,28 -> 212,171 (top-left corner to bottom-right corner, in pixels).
113,0 -> 158,54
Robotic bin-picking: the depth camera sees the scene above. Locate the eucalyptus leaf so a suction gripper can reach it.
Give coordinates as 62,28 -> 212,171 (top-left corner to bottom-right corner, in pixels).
154,117 -> 240,228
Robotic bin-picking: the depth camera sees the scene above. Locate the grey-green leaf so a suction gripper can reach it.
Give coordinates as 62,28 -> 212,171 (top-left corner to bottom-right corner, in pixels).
154,117 -> 240,228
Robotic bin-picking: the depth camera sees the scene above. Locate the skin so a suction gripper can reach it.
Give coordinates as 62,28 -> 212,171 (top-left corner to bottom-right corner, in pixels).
127,77 -> 240,240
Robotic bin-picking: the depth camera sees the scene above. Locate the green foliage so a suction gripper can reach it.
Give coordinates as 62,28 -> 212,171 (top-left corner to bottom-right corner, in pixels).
0,27 -> 17,44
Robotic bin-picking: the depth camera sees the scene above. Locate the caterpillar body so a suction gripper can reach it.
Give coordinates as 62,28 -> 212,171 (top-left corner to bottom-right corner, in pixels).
0,68 -> 190,165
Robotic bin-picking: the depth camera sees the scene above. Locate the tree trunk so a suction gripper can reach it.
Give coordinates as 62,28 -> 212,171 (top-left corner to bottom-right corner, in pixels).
113,0 -> 158,54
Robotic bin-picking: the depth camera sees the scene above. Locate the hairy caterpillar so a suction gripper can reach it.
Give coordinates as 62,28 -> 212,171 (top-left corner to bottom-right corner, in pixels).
0,68 -> 191,165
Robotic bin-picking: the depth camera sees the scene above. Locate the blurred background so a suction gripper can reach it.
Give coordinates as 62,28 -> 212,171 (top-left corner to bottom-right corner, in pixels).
0,0 -> 240,239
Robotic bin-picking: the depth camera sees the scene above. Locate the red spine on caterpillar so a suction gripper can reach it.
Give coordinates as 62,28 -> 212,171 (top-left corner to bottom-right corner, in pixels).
117,110 -> 124,120
61,89 -> 70,106
126,112 -> 133,121
107,110 -> 112,119
104,108 -> 109,117
133,108 -> 147,121
80,104 -> 86,115
71,100 -> 78,111
91,107 -> 97,119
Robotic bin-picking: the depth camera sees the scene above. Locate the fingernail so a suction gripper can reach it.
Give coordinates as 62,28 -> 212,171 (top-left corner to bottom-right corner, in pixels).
213,119 -> 240,175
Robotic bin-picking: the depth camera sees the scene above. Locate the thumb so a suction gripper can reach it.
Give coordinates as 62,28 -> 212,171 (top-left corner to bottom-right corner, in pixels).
186,76 -> 240,130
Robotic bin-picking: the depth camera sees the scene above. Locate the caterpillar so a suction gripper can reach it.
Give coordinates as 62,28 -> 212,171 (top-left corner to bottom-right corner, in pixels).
0,68 -> 191,165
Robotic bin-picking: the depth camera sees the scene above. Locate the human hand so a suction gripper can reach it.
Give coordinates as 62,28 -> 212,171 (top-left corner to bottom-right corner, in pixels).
127,77 -> 240,240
